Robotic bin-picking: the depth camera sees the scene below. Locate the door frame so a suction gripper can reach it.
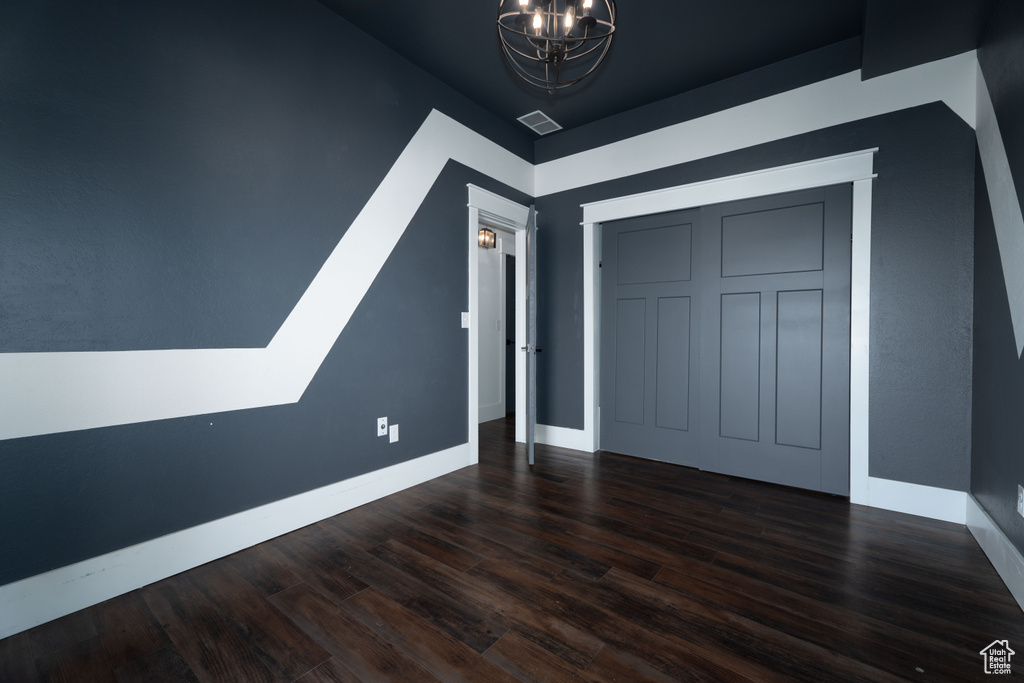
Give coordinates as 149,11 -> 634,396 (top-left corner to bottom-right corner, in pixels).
467,185 -> 531,463
579,149 -> 877,504
498,235 -> 516,419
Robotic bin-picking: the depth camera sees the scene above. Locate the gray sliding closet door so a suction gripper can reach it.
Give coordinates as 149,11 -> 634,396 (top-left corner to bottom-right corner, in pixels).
599,185 -> 851,494
600,210 -> 701,467
699,185 -> 851,494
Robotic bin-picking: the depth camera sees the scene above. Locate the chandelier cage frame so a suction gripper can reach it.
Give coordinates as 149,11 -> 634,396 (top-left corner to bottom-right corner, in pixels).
497,0 -> 616,92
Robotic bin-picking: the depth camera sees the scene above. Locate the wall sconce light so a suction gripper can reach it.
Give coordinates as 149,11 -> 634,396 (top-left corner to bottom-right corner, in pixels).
478,227 -> 497,249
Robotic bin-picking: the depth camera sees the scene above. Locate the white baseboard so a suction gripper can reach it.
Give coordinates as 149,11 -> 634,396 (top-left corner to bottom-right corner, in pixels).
530,432 -> 971,527
863,476 -> 967,524
3,443 -> 1009,641
535,423 -> 594,452
478,402 -> 505,423
968,495 -> 1024,612
0,443 -> 472,641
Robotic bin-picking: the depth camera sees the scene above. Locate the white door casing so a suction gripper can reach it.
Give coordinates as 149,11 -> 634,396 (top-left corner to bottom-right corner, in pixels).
467,186 -> 531,458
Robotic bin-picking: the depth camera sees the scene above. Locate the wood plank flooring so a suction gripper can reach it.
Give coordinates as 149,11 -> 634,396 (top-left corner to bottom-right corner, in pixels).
3,416 -> 1022,681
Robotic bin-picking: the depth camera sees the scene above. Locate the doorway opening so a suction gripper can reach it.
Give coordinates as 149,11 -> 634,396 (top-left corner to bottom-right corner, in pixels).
477,224 -> 516,424
466,185 -> 530,463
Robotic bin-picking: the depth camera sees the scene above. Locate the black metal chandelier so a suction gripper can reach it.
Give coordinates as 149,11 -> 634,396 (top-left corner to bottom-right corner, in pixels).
497,0 -> 616,93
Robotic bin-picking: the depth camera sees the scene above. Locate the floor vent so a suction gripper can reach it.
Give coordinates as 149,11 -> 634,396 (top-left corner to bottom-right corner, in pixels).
517,110 -> 563,135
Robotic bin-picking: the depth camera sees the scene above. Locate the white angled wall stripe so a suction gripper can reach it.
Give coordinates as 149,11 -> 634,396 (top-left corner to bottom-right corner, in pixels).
0,111 -> 533,442
976,64 -> 1024,356
3,50 -> 1022,452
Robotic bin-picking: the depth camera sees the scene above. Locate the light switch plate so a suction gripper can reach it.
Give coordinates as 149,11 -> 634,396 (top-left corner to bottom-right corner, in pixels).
1017,485 -> 1023,518
389,424 -> 399,443
461,312 -> 470,328
377,417 -> 388,437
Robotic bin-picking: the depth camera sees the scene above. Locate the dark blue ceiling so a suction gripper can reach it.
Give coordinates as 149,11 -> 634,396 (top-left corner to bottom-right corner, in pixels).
318,0 -> 997,134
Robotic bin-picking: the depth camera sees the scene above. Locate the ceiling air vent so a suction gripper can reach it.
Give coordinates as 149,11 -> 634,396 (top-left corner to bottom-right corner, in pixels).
517,110 -> 563,136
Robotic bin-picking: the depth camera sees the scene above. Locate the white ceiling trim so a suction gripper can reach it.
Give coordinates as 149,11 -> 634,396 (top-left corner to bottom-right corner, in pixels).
534,51 -> 978,197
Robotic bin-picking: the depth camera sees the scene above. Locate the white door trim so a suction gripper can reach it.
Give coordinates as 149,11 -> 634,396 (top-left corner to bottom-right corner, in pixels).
497,230 -> 516,419
580,149 -> 877,501
468,186 -> 531,455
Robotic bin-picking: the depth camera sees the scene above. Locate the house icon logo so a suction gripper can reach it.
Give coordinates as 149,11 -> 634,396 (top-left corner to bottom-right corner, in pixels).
980,640 -> 1015,674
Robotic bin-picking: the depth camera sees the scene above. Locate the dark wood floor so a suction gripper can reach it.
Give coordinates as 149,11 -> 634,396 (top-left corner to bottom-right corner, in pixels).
3,417 -> 1022,681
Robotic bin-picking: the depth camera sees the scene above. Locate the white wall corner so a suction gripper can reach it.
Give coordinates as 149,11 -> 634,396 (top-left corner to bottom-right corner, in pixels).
967,495 -> 1024,613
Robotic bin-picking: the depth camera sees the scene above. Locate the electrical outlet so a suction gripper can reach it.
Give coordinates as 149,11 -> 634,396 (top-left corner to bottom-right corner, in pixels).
377,417 -> 388,437
389,424 -> 399,443
1017,485 -> 1024,518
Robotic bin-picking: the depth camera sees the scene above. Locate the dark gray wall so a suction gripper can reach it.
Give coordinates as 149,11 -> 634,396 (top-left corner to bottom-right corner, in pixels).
0,0 -> 530,353
0,0 -> 998,590
972,155 -> 1024,553
972,0 -> 1024,556
979,1 -> 1024,216
0,0 -> 531,586
536,102 -> 975,492
861,0 -> 996,79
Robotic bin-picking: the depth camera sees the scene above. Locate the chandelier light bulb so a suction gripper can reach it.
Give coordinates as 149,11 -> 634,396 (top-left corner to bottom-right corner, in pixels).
519,0 -> 528,8
564,7 -> 574,30
533,9 -> 542,31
